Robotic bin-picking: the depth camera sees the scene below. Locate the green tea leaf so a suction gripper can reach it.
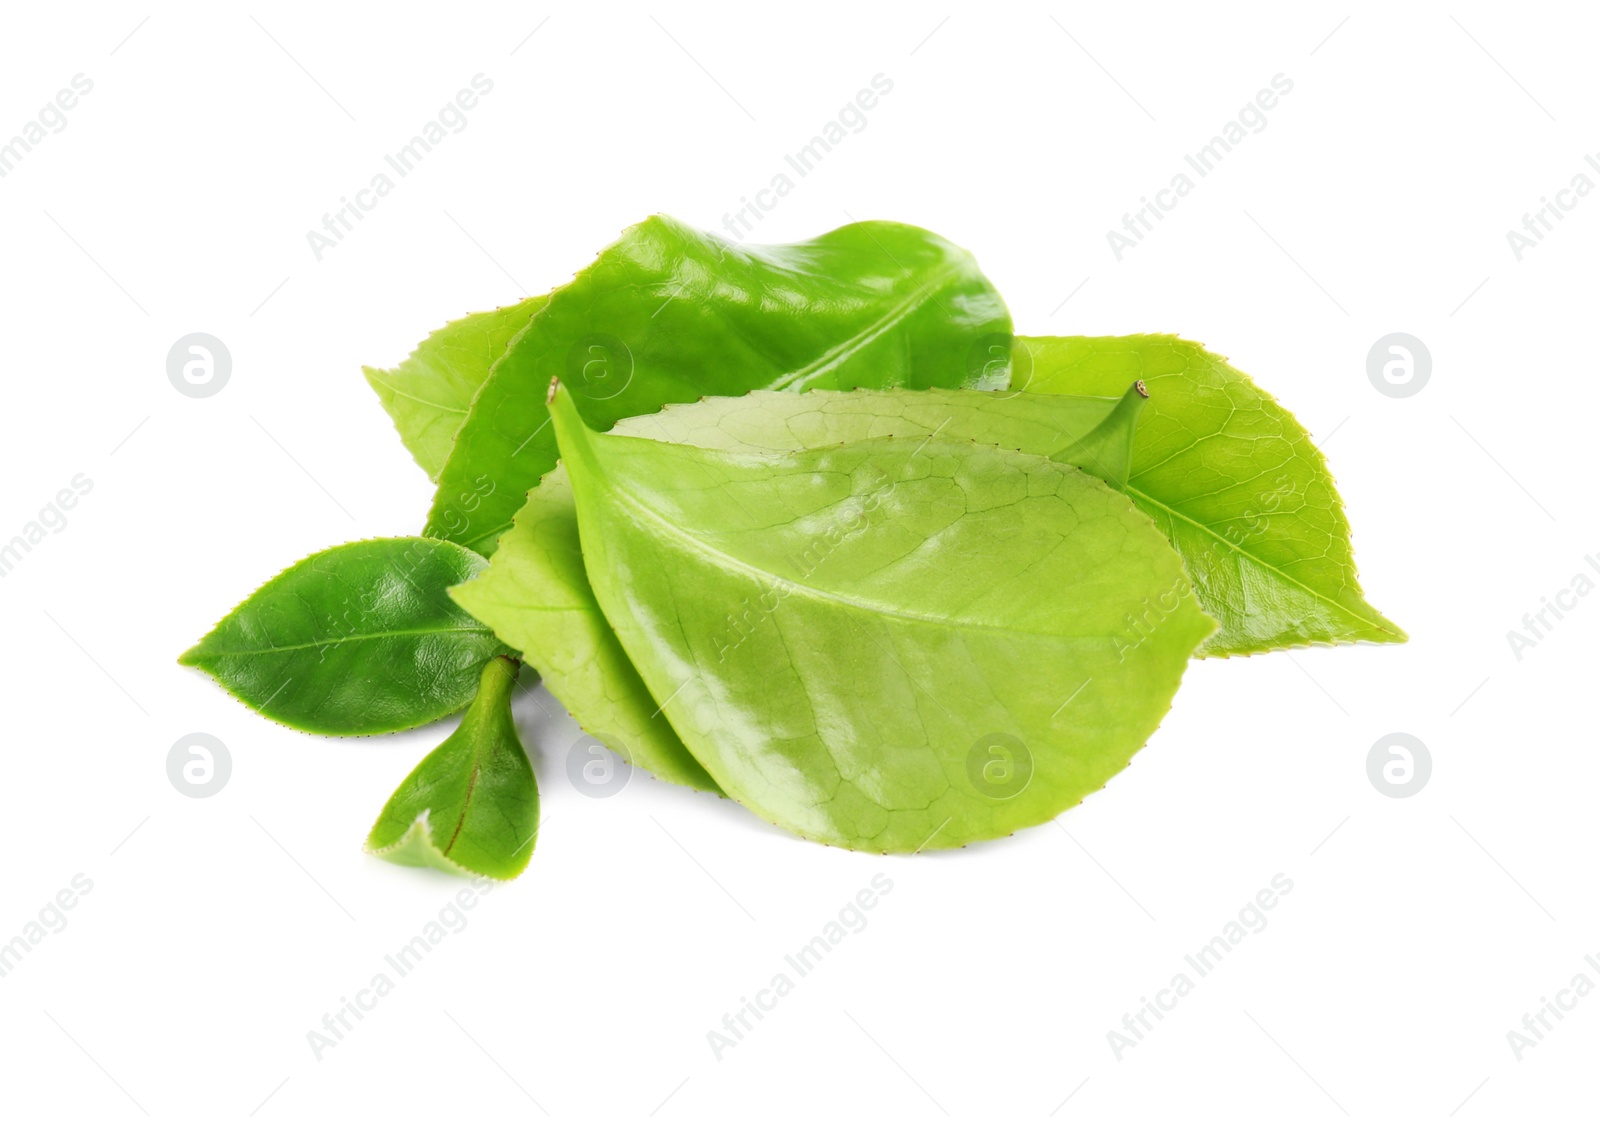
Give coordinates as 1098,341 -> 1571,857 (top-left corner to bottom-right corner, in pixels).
1015,335 -> 1405,655
366,657 -> 538,879
450,465 -> 723,794
451,386 -> 1145,794
180,538 -> 506,736
543,384 -> 1213,852
426,215 -> 1013,554
364,296 -> 547,480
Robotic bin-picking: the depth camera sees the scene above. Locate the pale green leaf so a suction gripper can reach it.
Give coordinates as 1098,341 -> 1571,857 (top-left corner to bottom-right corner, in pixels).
452,387 -> 1145,794
364,296 -> 547,481
542,385 -> 1213,851
1016,335 -> 1406,655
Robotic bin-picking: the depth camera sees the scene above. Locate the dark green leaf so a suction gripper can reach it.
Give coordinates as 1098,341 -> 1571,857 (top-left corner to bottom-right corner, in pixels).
179,538 -> 506,735
366,657 -> 538,880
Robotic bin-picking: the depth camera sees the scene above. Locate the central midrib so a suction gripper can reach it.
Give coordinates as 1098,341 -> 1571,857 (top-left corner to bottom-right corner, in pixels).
443,761 -> 481,855
199,624 -> 492,658
1122,483 -> 1390,634
600,472 -> 1144,643
767,265 -> 961,391
366,372 -> 467,415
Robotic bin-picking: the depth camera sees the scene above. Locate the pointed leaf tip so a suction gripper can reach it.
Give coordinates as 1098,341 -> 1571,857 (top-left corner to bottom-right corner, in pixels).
1016,334 -> 1406,654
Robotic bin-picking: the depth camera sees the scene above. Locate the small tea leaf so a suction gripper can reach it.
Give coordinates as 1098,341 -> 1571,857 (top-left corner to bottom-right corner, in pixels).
426,215 -> 1013,554
366,657 -> 538,880
452,386 -> 1145,794
1016,335 -> 1405,654
543,384 -> 1213,851
180,538 -> 505,735
364,295 -> 547,481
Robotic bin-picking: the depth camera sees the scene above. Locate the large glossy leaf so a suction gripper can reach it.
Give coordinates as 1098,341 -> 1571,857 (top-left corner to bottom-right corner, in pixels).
180,538 -> 506,736
366,657 -> 538,880
364,296 -> 547,481
451,386 -> 1146,795
543,384 -> 1213,851
426,215 -> 1013,554
1016,335 -> 1406,655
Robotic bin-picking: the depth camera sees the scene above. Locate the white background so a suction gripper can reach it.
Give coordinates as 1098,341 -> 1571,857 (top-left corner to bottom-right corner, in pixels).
0,2 -> 1593,1127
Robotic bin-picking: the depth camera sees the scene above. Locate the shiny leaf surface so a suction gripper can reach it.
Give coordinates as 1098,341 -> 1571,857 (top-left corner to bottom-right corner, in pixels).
452,386 -> 1145,793
426,215 -> 1012,554
544,385 -> 1213,851
180,538 -> 505,735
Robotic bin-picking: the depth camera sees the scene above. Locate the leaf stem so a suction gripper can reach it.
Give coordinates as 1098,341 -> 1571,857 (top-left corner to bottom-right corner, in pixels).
472,655 -> 520,717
